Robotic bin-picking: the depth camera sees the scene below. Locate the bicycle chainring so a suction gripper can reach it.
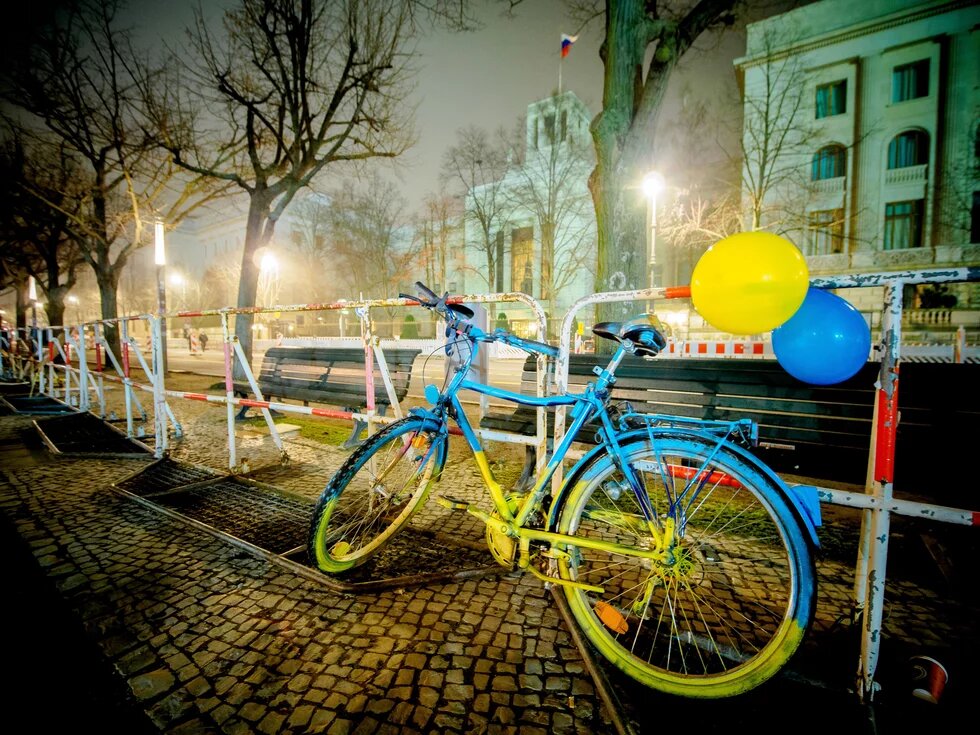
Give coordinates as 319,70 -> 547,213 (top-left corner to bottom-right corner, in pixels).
485,493 -> 525,568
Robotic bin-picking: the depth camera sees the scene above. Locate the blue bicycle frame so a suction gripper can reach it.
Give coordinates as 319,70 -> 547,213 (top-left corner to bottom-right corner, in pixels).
419,320 -> 821,549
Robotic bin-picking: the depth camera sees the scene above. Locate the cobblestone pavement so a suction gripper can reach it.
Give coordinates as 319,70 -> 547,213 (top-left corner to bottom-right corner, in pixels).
2,374 -> 978,733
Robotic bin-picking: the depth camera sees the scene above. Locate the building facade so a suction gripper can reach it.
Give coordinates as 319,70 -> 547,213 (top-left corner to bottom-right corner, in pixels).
458,92 -> 598,336
735,0 -> 979,322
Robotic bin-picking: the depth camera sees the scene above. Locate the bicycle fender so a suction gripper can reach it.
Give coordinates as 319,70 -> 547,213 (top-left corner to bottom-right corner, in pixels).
547,428 -> 821,548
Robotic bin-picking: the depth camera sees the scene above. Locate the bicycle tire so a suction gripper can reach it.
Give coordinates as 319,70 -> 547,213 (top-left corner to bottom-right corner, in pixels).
554,431 -> 815,698
307,416 -> 446,573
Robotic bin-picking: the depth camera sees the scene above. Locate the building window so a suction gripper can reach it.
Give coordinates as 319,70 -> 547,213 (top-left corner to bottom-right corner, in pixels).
883,200 -> 924,250
543,113 -> 555,145
511,227 -> 534,295
815,80 -> 846,118
808,210 -> 844,255
887,131 -> 929,169
892,60 -> 929,102
811,145 -> 846,180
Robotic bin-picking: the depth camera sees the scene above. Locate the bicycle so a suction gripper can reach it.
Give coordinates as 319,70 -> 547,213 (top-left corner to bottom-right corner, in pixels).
307,283 -> 821,698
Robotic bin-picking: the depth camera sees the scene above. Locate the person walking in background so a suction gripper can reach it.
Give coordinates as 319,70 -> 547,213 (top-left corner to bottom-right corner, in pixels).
199,330 -> 209,352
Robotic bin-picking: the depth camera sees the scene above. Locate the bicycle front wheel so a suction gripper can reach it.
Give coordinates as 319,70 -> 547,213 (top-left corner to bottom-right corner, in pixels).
307,416 -> 446,573
555,433 -> 815,698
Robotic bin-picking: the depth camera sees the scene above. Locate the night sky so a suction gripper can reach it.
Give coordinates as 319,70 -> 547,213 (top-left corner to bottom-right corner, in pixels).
2,0 -> 762,212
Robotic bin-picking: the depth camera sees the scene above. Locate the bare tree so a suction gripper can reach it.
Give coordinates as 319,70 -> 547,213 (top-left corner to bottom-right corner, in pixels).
150,0 -> 421,372
325,173 -> 416,333
503,94 -> 596,323
567,0 -> 738,323
658,188 -> 742,285
441,125 -> 513,292
736,24 -> 815,233
1,0 -> 230,352
413,191 -> 463,294
0,131 -> 85,327
288,194 -> 335,303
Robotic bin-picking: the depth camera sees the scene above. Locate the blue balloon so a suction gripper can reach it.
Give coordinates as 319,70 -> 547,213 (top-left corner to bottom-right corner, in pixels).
772,288 -> 871,385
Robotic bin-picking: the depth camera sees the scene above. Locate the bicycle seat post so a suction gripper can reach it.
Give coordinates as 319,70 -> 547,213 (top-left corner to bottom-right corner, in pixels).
594,344 -> 627,393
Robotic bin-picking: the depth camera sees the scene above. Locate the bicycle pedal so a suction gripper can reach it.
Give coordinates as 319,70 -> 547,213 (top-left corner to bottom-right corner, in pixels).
436,494 -> 470,511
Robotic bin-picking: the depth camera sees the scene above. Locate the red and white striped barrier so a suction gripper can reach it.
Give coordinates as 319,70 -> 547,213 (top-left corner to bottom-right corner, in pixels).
661,339 -> 773,359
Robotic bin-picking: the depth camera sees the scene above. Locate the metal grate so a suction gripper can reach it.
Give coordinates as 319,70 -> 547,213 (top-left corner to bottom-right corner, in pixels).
111,458 -> 500,589
115,458 -> 221,496
156,479 -> 310,556
317,529 -> 495,585
6,395 -> 75,415
35,411 -> 149,455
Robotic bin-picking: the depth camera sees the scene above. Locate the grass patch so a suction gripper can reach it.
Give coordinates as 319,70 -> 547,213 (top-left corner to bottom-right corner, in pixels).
239,415 -> 354,447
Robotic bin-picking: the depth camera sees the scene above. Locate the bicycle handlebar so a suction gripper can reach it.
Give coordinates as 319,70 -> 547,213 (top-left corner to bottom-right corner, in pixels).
399,282 -> 558,358
491,330 -> 560,358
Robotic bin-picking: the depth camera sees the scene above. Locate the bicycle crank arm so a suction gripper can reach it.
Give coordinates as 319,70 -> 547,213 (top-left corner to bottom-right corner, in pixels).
524,562 -> 605,593
436,494 -> 495,525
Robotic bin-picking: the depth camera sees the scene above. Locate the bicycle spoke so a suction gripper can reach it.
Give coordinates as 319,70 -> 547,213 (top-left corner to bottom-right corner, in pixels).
558,434 -> 813,696
309,418 -> 443,572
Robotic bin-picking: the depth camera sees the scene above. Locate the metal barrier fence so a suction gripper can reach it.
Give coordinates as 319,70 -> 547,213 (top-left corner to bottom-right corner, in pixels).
4,266 -> 978,703
553,265 -> 980,703
3,293 -> 552,472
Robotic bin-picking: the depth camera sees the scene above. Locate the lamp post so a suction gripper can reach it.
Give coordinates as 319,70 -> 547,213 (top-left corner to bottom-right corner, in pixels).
155,220 -> 168,373
642,171 -> 666,297
28,276 -> 41,390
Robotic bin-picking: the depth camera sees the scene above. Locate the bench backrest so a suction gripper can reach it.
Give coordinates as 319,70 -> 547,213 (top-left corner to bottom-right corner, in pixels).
242,346 -> 421,407
495,354 -> 978,490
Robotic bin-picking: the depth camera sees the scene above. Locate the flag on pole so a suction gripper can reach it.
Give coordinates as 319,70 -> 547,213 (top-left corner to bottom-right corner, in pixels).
561,34 -> 578,58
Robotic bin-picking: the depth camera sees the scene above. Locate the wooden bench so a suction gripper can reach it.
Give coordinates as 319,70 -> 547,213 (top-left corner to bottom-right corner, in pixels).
480,354 -> 978,492
234,346 -> 422,448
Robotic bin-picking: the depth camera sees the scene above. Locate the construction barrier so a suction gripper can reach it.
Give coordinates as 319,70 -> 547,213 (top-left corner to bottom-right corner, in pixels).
553,265 -> 980,704
6,267 -> 979,705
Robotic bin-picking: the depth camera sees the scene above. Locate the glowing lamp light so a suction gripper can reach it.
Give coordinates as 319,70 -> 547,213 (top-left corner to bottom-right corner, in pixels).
260,252 -> 278,273
154,221 -> 166,265
642,171 -> 665,200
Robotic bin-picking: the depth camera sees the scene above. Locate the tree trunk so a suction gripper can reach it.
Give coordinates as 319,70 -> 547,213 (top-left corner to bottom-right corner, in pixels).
95,266 -> 122,359
234,192 -> 274,381
15,280 -> 28,331
591,0 -> 650,333
45,301 -> 66,329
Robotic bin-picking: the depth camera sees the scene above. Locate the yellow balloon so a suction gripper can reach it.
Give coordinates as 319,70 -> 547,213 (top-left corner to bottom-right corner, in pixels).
691,232 -> 809,335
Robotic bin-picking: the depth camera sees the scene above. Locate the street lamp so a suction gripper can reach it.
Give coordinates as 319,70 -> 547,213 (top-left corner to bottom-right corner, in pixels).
154,220 -> 168,372
642,171 -> 666,292
67,295 -> 80,324
169,272 -> 186,310
27,276 -> 39,366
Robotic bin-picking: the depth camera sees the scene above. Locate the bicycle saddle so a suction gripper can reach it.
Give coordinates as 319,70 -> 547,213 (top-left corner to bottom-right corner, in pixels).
592,321 -> 667,357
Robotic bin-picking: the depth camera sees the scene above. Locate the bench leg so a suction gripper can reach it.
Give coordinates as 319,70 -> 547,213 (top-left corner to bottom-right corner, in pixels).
343,406 -> 367,449
514,446 -> 537,493
342,404 -> 391,449
234,392 -> 251,421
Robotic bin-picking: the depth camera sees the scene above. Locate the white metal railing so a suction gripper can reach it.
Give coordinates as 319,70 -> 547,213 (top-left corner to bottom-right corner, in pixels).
552,266 -> 979,703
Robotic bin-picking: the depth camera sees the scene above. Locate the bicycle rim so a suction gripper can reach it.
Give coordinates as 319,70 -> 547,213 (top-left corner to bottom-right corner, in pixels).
308,418 -> 444,573
556,434 -> 814,698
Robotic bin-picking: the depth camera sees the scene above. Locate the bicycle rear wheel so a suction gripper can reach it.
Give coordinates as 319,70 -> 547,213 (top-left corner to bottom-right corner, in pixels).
307,416 -> 446,573
555,432 -> 815,698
